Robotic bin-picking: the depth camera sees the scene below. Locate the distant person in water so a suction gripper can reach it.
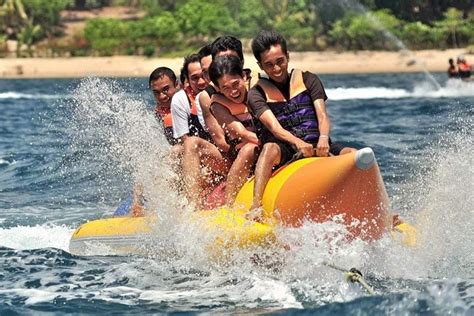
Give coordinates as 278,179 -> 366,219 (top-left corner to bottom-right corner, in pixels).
447,58 -> 458,78
457,55 -> 472,80
247,30 -> 356,216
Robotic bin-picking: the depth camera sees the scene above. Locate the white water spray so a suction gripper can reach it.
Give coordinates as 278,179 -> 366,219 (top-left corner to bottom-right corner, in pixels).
336,0 -> 442,89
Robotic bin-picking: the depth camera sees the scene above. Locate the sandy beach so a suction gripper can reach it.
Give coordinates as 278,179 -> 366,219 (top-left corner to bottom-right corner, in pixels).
0,49 -> 472,78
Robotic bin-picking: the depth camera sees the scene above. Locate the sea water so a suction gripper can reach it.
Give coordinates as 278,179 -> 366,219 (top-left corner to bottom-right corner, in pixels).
0,73 -> 473,314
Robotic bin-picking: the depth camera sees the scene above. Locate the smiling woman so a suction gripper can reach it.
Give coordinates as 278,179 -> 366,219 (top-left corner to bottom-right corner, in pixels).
208,55 -> 260,205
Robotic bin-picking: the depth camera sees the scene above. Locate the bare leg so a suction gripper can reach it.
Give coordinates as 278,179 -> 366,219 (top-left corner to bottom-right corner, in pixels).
225,143 -> 258,206
340,147 -> 357,155
249,143 -> 281,211
182,136 -> 229,207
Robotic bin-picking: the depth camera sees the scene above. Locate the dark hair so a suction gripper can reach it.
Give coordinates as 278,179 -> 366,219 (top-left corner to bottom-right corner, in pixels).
251,30 -> 288,62
198,44 -> 212,61
449,58 -> 454,64
148,67 -> 176,88
181,53 -> 201,81
209,55 -> 243,87
179,68 -> 186,86
211,35 -> 244,62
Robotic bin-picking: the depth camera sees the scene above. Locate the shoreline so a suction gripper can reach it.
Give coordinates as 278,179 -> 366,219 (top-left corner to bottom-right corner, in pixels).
0,49 -> 472,79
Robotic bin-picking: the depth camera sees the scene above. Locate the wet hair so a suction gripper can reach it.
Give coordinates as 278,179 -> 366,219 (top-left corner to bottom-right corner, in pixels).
209,55 -> 243,87
181,53 -> 201,81
198,44 -> 213,62
148,67 -> 176,88
179,68 -> 186,86
211,35 -> 244,62
251,30 -> 288,63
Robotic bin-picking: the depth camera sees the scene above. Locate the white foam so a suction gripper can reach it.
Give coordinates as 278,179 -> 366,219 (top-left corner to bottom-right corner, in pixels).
0,289 -> 59,305
0,224 -> 74,251
328,86 -> 410,100
0,158 -> 15,165
0,92 -> 62,100
327,79 -> 474,100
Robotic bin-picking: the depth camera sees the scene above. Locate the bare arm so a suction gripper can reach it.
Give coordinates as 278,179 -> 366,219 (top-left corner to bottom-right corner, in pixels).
313,98 -> 330,157
199,92 -> 230,152
212,104 -> 259,144
259,110 -> 313,157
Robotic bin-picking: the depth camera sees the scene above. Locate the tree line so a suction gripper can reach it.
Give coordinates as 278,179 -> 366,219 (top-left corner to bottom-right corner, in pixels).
1,0 -> 473,57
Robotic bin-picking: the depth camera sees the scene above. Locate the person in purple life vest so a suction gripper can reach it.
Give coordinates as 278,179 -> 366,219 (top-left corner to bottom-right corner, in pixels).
247,30 -> 356,217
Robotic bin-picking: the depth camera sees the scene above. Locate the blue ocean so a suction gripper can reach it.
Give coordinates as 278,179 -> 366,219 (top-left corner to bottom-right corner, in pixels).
0,72 -> 472,314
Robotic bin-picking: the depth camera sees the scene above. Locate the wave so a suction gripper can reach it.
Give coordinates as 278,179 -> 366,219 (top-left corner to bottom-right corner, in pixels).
0,92 -> 65,100
327,79 -> 474,100
0,224 -> 74,251
0,158 -> 16,166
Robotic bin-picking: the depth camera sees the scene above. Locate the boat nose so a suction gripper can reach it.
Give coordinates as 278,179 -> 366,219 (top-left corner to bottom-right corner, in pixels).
355,147 -> 376,170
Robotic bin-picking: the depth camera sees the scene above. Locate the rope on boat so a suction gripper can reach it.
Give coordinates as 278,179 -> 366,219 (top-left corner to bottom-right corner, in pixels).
322,261 -> 375,295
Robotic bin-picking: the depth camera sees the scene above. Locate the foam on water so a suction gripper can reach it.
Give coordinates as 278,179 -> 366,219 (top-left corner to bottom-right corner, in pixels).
0,92 -> 61,100
63,77 -> 182,220
2,77 -> 472,313
328,79 -> 474,100
0,224 -> 74,251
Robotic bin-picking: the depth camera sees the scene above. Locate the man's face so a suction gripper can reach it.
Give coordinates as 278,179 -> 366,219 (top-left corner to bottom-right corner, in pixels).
217,73 -> 247,104
187,61 -> 207,93
150,75 -> 177,108
258,44 -> 289,83
200,55 -> 212,84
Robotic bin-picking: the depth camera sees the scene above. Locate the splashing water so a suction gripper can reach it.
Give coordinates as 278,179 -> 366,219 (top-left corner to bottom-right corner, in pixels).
1,75 -> 472,313
335,0 -> 442,89
63,77 -> 184,219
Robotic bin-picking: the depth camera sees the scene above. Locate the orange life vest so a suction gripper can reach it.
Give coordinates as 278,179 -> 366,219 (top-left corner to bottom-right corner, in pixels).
210,93 -> 254,130
210,93 -> 257,151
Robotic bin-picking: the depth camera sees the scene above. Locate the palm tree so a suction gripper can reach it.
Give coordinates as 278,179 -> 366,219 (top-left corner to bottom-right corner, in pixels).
0,0 -> 28,39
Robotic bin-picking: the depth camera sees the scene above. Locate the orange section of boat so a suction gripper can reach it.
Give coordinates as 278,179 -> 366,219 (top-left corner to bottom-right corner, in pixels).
234,148 -> 391,241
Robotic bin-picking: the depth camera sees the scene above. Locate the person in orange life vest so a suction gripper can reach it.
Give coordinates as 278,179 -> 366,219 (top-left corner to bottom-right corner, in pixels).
197,44 -> 230,155
208,55 -> 260,205
172,53 -> 231,208
149,67 -> 179,145
447,58 -> 458,78
247,30 -> 356,215
457,55 -> 471,80
130,67 -> 182,217
211,35 -> 252,90
197,36 -> 250,156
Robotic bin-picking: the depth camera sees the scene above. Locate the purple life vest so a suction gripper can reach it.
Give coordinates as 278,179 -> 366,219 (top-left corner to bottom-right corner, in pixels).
256,69 -> 319,143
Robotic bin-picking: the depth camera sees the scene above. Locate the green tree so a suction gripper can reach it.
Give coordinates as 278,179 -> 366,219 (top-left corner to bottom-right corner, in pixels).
434,7 -> 465,48
23,0 -> 71,37
329,9 -> 403,50
17,18 -> 41,56
84,18 -> 128,55
175,0 -> 237,40
0,0 -> 28,39
402,22 -> 436,49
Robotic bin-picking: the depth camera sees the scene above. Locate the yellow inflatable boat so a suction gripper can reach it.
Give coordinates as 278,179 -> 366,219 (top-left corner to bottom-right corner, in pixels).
69,148 -> 416,256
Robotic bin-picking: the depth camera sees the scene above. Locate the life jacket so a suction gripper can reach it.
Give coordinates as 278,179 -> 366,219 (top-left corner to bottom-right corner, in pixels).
184,86 -> 211,141
211,93 -> 257,153
211,93 -> 256,133
458,61 -> 471,78
256,69 -> 319,143
155,106 -> 176,145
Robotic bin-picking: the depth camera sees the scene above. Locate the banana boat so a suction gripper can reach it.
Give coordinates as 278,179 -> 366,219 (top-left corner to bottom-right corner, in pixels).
69,148 -> 416,256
